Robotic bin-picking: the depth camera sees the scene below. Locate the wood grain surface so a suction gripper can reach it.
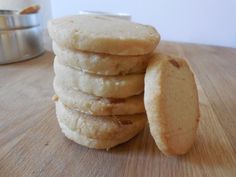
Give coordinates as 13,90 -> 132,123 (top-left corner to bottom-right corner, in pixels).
0,41 -> 236,177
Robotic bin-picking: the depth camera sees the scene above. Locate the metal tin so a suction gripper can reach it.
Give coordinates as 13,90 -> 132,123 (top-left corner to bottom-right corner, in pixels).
0,10 -> 40,30
0,26 -> 44,64
0,10 -> 44,64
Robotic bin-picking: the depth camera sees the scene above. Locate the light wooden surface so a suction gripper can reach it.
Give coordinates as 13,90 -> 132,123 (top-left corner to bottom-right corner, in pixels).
0,41 -> 236,177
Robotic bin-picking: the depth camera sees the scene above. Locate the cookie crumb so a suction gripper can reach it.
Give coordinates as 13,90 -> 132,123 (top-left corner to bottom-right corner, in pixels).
52,95 -> 59,102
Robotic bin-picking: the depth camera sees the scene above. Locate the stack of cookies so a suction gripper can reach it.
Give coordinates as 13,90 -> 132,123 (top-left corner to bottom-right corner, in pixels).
48,15 -> 160,149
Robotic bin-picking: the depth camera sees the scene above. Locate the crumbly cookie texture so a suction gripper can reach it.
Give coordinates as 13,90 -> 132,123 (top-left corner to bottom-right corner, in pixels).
144,53 -> 200,155
54,58 -> 144,98
56,101 -> 146,149
53,79 -> 145,116
48,15 -> 160,55
53,42 -> 150,76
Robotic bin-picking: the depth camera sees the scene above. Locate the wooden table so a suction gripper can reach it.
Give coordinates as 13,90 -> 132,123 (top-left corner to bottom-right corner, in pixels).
1,41 -> 236,177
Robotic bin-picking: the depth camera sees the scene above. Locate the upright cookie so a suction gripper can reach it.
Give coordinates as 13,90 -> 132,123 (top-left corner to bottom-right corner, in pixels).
144,53 -> 200,155
48,15 -> 160,55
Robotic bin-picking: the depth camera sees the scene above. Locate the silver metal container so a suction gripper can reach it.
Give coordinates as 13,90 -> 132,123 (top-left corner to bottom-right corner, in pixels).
0,10 -> 44,64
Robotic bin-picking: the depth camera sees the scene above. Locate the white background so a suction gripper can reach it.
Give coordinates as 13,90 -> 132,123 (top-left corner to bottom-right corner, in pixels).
50,0 -> 236,48
1,0 -> 235,47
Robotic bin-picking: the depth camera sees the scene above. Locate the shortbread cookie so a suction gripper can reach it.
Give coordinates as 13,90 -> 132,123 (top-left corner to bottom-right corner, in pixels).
144,53 -> 200,155
58,121 -> 143,150
48,15 -> 160,55
54,58 -> 144,98
53,79 -> 145,115
56,101 -> 146,140
53,42 -> 150,76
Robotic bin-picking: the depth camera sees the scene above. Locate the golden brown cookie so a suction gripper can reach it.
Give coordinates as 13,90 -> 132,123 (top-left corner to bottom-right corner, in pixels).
144,53 -> 200,155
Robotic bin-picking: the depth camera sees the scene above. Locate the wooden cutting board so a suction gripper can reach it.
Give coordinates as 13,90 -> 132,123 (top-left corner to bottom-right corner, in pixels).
0,41 -> 236,177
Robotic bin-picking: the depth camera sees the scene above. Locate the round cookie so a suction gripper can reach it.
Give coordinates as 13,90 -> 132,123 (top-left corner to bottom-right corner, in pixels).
58,121 -> 143,150
56,100 -> 146,140
53,79 -> 145,116
56,101 -> 146,149
53,42 -> 150,76
54,58 -> 144,98
48,15 -> 160,55
144,53 -> 200,155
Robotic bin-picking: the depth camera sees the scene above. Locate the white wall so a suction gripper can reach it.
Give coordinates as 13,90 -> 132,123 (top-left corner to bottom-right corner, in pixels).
50,0 -> 236,48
